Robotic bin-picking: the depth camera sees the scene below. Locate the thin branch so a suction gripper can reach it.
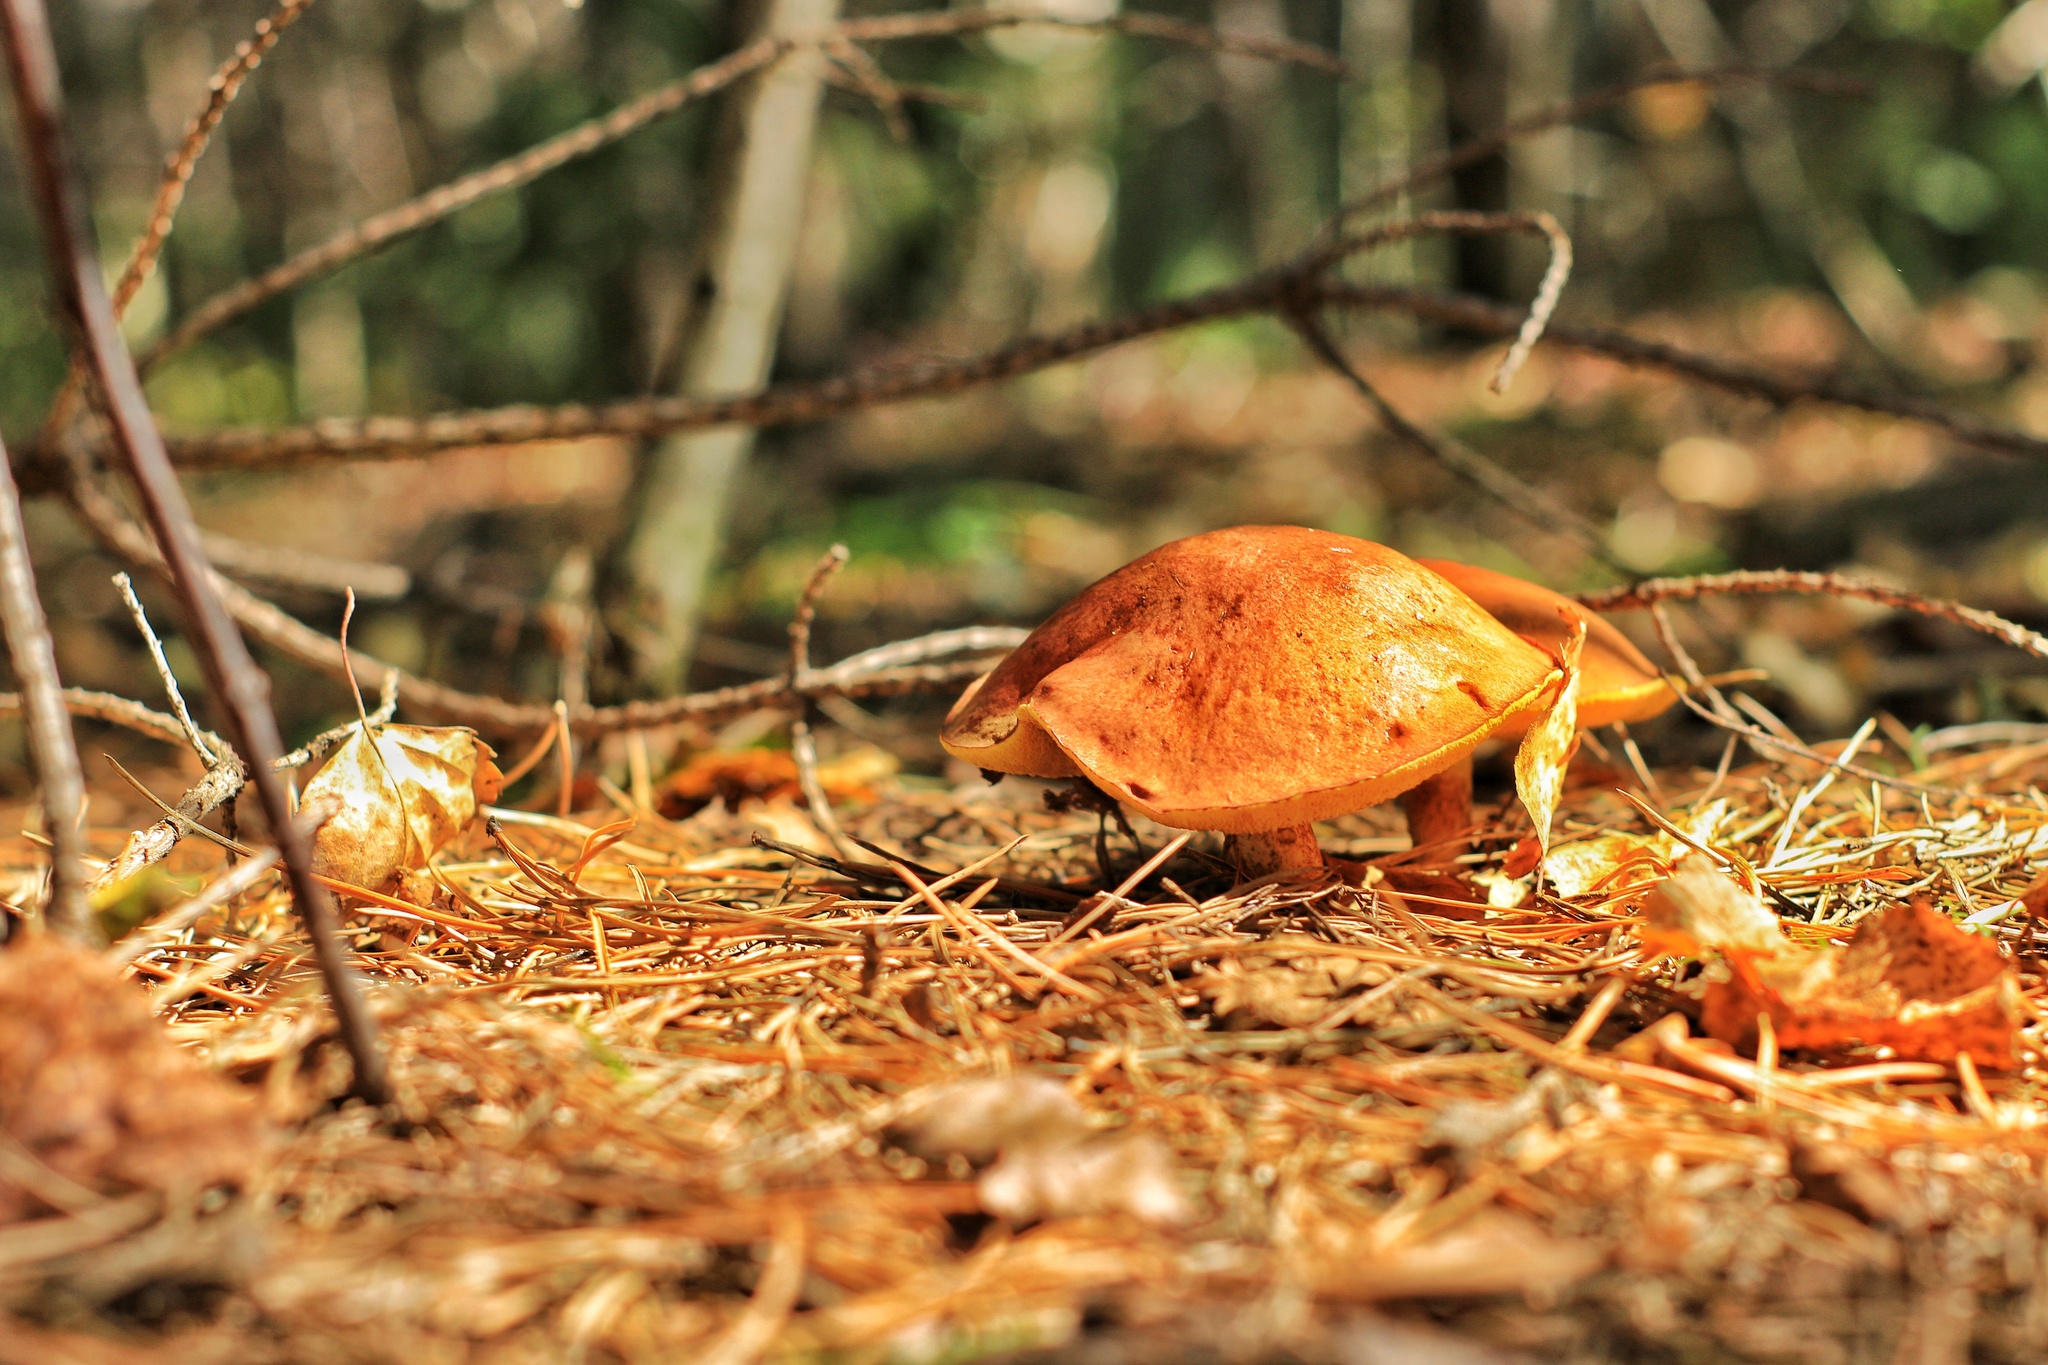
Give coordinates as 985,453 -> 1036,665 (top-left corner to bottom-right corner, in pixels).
113,571 -> 217,764
1321,283 -> 2048,462
0,686 -> 205,748
789,546 -> 855,860
0,0 -> 388,1103
62,457 -> 1015,735
147,219 -> 1511,470
197,531 -> 410,599
0,430 -> 88,940
135,8 -> 1342,371
1578,570 -> 2048,661
1333,64 -> 1865,229
1286,307 -> 1619,565
37,0 -> 319,446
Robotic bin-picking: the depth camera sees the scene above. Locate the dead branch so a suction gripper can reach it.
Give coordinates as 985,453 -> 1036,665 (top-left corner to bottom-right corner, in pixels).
197,532 -> 410,600
0,687 -> 204,749
36,0 -> 318,447
147,217 -> 1525,470
1577,570 -> 2048,661
1334,64 -> 1865,228
789,546 -> 856,860
1323,283 -> 2048,462
0,431 -> 88,940
64,457 -> 1014,735
0,0 -> 388,1103
135,8 -> 1343,372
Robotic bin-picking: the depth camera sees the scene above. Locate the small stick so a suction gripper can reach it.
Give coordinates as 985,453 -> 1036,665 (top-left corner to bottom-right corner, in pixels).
1581,569 -> 2048,662
1,0 -> 388,1103
1286,306 -> 1620,568
552,699 -> 575,820
789,546 -> 855,861
113,572 -> 215,765
0,430 -> 88,940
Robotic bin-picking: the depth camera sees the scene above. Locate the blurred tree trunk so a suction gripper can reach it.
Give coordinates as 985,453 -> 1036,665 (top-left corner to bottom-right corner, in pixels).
612,0 -> 841,692
1427,0 -> 1511,299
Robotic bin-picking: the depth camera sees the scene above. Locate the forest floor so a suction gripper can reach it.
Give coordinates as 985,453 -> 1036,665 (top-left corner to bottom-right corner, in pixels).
8,732 -> 2048,1365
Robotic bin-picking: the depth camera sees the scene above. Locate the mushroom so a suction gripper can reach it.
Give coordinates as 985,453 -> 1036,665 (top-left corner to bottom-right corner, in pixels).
1415,560 -> 1678,737
1399,558 -> 1680,850
940,526 -> 1563,878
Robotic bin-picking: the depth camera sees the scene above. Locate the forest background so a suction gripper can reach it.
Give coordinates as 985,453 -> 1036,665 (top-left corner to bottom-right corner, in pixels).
3,0 -> 2048,791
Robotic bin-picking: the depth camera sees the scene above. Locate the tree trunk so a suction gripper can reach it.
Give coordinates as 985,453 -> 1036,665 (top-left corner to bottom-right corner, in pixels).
612,0 -> 841,691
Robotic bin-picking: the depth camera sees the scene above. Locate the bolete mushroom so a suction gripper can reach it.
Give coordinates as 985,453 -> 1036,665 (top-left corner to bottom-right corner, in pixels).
1415,559 -> 1678,737
939,526 -> 1563,878
1396,558 -> 1680,852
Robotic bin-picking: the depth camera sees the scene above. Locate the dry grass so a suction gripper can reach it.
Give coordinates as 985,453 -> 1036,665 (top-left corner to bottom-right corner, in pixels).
12,732 -> 2048,1364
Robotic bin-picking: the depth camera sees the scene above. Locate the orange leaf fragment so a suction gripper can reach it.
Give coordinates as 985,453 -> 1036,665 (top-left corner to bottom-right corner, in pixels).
1513,610 -> 1587,862
1645,863 -> 2020,1067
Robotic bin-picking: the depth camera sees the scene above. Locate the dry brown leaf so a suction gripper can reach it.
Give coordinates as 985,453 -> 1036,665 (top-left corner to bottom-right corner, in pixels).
1513,612 -> 1587,861
0,935 -> 268,1223
896,1078 -> 1190,1227
657,746 -> 897,819
1192,953 -> 1387,1028
304,722 -> 501,896
1311,1210 -> 1604,1301
1644,862 -> 2020,1065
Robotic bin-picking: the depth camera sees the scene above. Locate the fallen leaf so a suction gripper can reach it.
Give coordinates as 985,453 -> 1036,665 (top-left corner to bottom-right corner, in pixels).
1644,863 -> 2020,1066
304,723 -> 501,896
1311,1210 -> 1603,1301
0,935 -> 268,1223
896,1077 -> 1190,1226
657,746 -> 898,819
1513,612 -> 1587,861
1192,952 -> 1389,1029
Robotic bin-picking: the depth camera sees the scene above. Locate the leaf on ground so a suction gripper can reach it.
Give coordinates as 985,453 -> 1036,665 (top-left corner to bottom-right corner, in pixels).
305,723 -> 501,895
1513,612 -> 1588,861
1309,1210 -> 1604,1301
896,1077 -> 1190,1226
0,935 -> 268,1223
1643,862 -> 2020,1065
657,746 -> 898,819
1193,953 -> 1388,1028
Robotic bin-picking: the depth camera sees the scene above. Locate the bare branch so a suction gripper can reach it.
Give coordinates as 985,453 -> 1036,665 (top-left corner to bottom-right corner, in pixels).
198,531 -> 410,599
789,545 -> 855,860
37,0 -> 319,447
113,571 -> 217,764
0,431 -> 88,940
136,8 -> 1342,371
0,0 -> 388,1102
1284,308 -> 1618,565
1578,569 -> 2048,661
1321,283 -> 2048,462
1333,64 -> 1866,228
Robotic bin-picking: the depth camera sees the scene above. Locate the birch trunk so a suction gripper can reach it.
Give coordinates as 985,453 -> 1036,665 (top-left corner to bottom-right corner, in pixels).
614,0 -> 840,690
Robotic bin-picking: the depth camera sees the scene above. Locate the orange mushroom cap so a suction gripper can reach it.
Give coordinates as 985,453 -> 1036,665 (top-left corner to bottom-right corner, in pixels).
1416,559 -> 1679,737
941,526 -> 1562,833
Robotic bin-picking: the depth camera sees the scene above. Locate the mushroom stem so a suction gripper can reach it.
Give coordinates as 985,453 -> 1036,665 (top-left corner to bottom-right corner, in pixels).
1225,823 -> 1323,877
1398,755 -> 1475,861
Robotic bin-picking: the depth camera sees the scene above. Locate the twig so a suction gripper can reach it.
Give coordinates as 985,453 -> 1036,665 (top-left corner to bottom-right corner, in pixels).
0,430 -> 88,940
1578,569 -> 2048,661
789,545 -> 855,861
59,461 -> 1024,735
1333,64 -> 1865,228
1321,283 -> 2048,462
0,686 -> 204,748
1286,307 -> 1617,564
134,8 -> 1342,371
36,0 -> 319,448
113,572 -> 216,764
0,0 -> 388,1104
106,844 -> 281,967
197,531 -> 410,600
